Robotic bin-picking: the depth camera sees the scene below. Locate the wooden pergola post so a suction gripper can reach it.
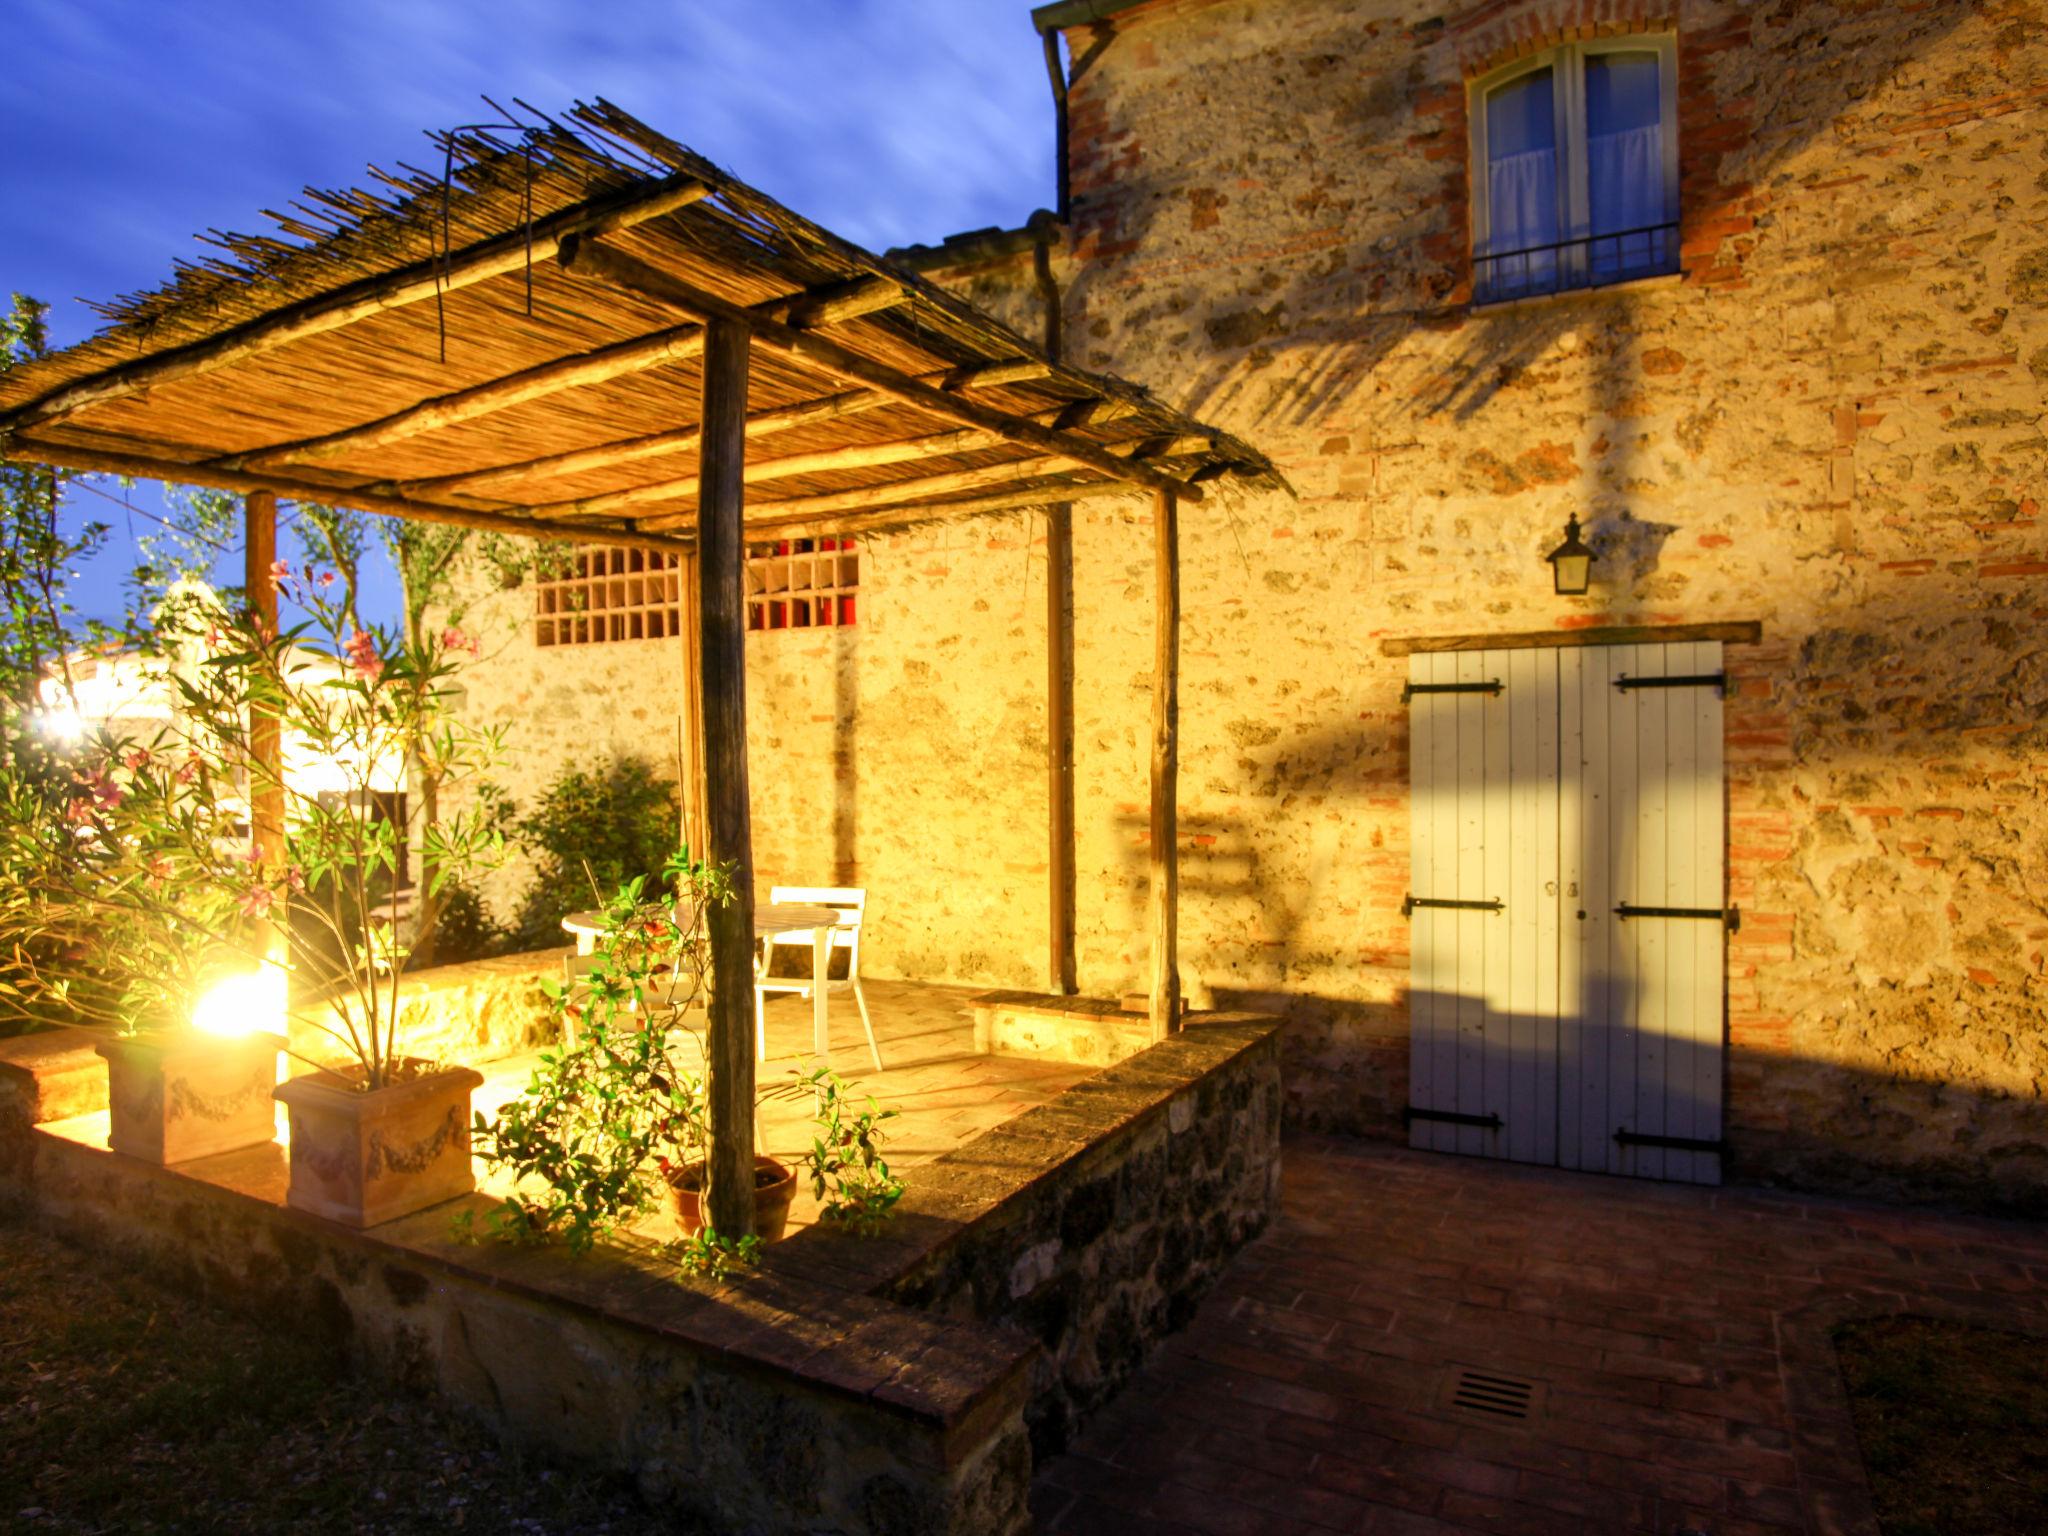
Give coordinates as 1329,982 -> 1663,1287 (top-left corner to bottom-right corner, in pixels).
1047,501 -> 1076,995
244,490 -> 286,965
1148,486 -> 1180,1042
697,317 -> 759,1238
677,549 -> 710,860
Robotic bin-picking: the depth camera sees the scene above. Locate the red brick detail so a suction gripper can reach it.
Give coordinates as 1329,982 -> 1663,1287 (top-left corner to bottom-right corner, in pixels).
1450,0 -> 1676,78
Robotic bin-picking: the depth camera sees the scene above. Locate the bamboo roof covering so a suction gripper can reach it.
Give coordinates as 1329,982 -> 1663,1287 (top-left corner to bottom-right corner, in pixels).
0,101 -> 1280,553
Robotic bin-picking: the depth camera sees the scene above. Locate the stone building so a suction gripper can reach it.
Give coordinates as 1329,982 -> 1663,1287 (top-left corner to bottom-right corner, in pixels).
450,0 -> 2048,1210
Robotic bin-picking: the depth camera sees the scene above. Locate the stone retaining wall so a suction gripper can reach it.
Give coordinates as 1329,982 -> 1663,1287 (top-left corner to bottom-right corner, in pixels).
296,949 -> 567,1072
1,1011 -> 1284,1530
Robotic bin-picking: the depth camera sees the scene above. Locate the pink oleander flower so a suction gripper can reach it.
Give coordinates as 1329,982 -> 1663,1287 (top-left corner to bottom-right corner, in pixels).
441,625 -> 481,657
122,746 -> 151,771
317,570 -> 335,588
286,866 -> 306,893
343,628 -> 383,683
175,755 -> 201,785
64,796 -> 94,825
77,768 -> 123,811
238,885 -> 276,918
268,559 -> 292,586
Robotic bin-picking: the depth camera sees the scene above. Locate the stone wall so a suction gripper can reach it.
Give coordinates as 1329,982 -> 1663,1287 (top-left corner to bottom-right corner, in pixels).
444,0 -> 2048,1207
3,1011 -> 1282,1530
1020,0 -> 2048,1208
296,949 -> 566,1072
878,1016 -> 1283,1456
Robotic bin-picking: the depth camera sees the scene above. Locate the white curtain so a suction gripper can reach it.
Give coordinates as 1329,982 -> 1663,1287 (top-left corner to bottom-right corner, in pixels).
1586,53 -> 1667,281
1484,69 -> 1558,296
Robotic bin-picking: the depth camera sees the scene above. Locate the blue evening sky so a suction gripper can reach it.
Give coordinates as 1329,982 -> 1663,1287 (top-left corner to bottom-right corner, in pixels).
2,0 -> 1055,630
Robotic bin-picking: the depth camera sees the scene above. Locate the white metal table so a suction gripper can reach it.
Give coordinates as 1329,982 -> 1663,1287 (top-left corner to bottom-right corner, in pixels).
560,901 -> 845,1058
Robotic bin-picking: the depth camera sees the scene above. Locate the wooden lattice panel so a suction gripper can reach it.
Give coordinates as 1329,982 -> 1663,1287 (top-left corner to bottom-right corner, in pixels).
534,546 -> 684,647
746,537 -> 858,631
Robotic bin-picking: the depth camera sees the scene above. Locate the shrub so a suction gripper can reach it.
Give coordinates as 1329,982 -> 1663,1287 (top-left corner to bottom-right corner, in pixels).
510,755 -> 680,950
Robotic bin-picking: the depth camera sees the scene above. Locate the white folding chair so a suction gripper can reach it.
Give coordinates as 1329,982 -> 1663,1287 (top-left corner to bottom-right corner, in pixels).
753,885 -> 881,1070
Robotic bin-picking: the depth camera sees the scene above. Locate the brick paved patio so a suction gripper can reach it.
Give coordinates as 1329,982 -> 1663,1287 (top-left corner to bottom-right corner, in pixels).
1035,1136 -> 2048,1536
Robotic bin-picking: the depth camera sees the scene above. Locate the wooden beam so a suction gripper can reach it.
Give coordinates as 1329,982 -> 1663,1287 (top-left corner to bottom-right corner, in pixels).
559,235 -> 1205,504
393,359 -> 1058,501
1047,500 -> 1077,996
731,475 -> 1141,538
635,457 -> 1069,529
677,551 -> 709,862
696,315 -> 758,1241
5,438 -> 694,554
634,437 -> 1214,532
223,275 -> 909,473
225,322 -> 710,471
1378,620 -> 1764,656
244,490 -> 286,967
0,176 -> 714,439
1148,484 -> 1180,1043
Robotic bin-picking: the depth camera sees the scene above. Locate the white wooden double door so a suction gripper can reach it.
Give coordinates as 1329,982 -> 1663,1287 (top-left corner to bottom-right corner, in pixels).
1405,641 -> 1727,1185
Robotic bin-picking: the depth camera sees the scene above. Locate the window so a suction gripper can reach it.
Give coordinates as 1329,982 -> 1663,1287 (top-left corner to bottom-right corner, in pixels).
1469,36 -> 1678,303
746,537 -> 858,631
532,541 -> 861,647
534,547 -> 684,647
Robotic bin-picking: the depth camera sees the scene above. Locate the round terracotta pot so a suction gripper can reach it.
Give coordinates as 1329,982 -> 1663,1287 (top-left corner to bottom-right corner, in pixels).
663,1154 -> 797,1242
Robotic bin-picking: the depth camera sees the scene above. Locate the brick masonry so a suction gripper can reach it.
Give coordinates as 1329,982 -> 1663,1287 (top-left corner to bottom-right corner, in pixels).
447,0 -> 2048,1210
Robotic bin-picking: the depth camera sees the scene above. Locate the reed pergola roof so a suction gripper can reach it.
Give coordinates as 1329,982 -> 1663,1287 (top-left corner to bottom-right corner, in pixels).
0,100 -> 1279,553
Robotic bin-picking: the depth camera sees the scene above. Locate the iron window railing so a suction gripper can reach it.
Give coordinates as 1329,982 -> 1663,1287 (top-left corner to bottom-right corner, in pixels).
1474,220 -> 1679,304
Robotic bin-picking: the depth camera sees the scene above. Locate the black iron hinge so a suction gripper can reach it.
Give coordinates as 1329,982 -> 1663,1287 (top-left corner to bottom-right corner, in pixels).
1615,902 -> 1740,932
1403,895 -> 1504,917
1614,673 -> 1725,693
1402,679 -> 1503,702
1406,1106 -> 1503,1130
1615,1128 -> 1725,1154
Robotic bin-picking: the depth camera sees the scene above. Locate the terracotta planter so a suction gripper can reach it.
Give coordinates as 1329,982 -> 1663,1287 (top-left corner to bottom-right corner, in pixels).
273,1060 -> 483,1228
96,1030 -> 284,1165
664,1155 -> 797,1242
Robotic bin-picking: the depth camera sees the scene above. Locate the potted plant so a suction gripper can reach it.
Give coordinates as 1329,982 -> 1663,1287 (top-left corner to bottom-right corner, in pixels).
4,567 -> 509,1214
468,850 -> 805,1246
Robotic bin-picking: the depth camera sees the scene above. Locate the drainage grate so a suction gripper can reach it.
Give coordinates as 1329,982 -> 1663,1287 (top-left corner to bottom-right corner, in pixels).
1446,1367 -> 1539,1420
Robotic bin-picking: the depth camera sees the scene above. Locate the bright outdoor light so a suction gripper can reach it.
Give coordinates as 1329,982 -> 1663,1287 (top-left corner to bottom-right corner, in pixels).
38,704 -> 85,741
191,964 -> 288,1038
1546,514 -> 1596,596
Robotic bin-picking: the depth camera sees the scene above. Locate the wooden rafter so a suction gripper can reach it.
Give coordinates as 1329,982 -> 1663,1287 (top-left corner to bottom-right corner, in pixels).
631,433 -> 1214,530
220,274 -> 910,472
558,235 -> 1206,504
736,476 -> 1137,538
388,358 -> 1057,500
0,175 -> 714,440
7,438 -> 693,554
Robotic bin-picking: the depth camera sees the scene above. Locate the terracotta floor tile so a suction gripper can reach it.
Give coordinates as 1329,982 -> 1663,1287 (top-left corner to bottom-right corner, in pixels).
1033,1138 -> 2048,1533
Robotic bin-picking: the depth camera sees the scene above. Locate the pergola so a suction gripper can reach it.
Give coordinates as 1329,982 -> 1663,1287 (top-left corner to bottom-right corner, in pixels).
0,101 -> 1279,1234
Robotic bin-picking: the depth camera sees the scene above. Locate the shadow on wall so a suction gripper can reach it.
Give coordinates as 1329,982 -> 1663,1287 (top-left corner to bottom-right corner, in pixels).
1059,1 -> 1993,439
1234,984 -> 2048,1216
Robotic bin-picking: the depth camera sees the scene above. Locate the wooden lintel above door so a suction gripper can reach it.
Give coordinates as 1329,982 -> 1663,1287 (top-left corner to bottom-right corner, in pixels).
1378,620 -> 1761,658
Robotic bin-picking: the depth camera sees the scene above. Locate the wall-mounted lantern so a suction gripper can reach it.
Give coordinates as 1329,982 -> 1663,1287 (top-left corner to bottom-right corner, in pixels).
1546,514 -> 1595,596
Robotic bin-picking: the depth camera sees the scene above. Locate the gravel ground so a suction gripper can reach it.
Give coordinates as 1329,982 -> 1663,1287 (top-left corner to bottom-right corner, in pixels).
0,1216 -> 671,1535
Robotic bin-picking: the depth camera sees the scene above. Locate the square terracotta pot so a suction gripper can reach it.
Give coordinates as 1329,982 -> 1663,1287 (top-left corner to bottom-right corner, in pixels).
274,1061 -> 484,1228
96,1031 -> 285,1165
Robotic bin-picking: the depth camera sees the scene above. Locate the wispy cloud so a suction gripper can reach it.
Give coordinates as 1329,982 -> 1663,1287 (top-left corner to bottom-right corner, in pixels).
2,0 -> 1053,347
2,0 -> 1055,624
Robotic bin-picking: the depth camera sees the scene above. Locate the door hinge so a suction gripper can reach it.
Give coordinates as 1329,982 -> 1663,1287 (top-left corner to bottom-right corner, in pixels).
1615,902 -> 1739,932
1614,672 -> 1725,693
1403,679 -> 1503,702
1406,1106 -> 1503,1130
1403,895 -> 1504,917
1615,1128 -> 1724,1154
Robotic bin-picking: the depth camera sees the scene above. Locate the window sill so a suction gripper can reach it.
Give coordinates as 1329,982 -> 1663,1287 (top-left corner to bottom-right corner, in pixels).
1468,270 -> 1683,316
